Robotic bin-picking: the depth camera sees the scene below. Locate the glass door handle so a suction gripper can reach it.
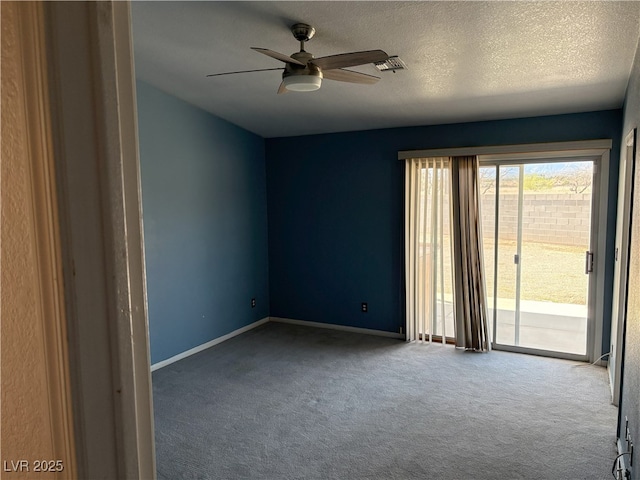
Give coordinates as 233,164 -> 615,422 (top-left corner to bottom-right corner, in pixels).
585,251 -> 594,274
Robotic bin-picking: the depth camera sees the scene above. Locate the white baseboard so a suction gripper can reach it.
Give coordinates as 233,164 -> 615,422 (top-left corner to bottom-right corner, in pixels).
151,316 -> 402,371
151,317 -> 270,371
269,316 -> 404,339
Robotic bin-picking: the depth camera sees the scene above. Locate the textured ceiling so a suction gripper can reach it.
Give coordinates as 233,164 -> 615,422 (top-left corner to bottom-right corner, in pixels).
131,1 -> 640,138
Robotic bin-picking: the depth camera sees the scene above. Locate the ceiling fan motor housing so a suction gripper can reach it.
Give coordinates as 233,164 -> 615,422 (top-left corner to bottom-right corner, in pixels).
284,52 -> 323,79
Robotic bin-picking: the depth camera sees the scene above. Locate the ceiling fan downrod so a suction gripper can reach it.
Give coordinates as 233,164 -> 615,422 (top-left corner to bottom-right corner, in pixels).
291,23 -> 315,52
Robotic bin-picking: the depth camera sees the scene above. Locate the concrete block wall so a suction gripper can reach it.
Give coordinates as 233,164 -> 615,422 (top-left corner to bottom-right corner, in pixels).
480,193 -> 591,246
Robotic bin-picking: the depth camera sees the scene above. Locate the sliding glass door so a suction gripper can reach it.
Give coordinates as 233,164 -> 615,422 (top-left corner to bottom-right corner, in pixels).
480,160 -> 595,358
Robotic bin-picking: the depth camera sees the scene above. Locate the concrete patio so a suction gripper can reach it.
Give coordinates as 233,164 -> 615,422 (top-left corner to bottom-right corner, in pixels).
426,298 -> 587,355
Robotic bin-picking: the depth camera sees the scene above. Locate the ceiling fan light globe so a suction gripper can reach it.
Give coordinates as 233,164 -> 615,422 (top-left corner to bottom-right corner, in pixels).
283,75 -> 322,92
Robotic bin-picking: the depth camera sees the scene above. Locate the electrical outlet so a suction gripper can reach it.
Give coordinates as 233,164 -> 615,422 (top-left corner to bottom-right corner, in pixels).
623,416 -> 634,468
251,298 -> 256,308
361,302 -> 368,313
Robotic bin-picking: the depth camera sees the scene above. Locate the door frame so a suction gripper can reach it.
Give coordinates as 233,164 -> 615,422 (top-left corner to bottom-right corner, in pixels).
610,129 -> 637,405
399,140 -> 612,363
478,156 -> 600,361
43,2 -> 156,478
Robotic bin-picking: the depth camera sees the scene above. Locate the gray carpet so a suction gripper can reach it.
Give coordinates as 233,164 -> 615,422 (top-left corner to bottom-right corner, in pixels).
152,322 -> 617,479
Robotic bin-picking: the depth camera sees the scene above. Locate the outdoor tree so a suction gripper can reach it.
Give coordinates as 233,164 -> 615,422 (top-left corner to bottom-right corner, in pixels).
478,167 -> 511,194
523,173 -> 555,191
555,163 -> 592,193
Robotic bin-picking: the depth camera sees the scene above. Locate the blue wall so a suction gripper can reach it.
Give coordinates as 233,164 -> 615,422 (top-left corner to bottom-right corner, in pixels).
136,79 -> 622,365
266,110 -> 622,352
137,81 -> 269,364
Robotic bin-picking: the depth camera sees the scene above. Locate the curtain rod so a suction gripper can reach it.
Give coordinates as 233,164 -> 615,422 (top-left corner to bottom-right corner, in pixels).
397,139 -> 612,160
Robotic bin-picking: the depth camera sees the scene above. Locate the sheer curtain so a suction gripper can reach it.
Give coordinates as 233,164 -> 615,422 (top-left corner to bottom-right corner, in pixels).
450,156 -> 491,351
404,158 -> 455,344
405,156 -> 490,351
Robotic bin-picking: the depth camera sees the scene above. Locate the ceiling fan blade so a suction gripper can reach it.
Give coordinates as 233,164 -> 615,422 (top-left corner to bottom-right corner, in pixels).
251,47 -> 305,66
322,68 -> 380,85
277,81 -> 288,95
310,50 -> 388,71
206,67 -> 284,77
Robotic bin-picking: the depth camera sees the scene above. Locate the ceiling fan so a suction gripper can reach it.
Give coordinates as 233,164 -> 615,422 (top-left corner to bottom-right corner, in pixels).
206,23 -> 389,93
